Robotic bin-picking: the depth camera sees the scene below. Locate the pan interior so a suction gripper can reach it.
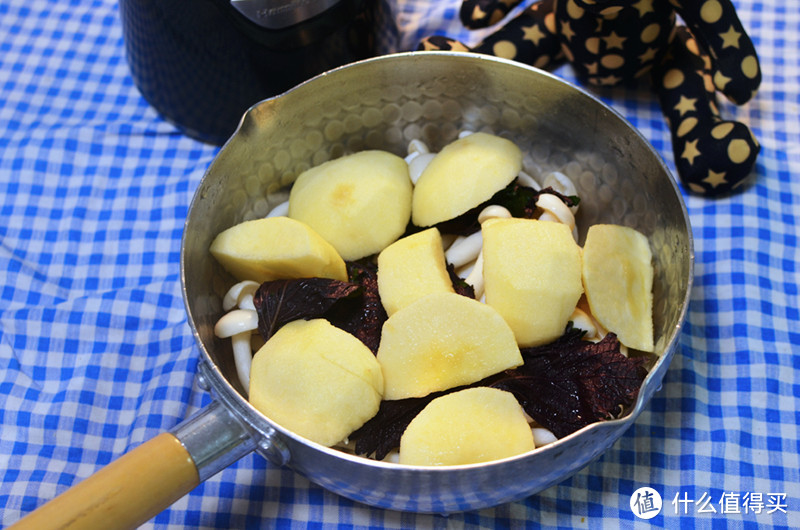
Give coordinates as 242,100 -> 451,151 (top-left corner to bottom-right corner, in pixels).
181,52 -> 692,460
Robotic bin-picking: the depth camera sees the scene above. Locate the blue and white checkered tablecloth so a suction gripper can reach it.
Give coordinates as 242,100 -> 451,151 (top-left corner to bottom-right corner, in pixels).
1,0 -> 798,528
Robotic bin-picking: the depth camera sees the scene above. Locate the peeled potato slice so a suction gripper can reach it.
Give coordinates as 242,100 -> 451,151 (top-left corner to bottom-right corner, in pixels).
288,150 -> 412,260
482,218 -> 584,347
411,132 -> 522,227
582,224 -> 654,352
376,292 -> 522,400
399,387 -> 535,466
377,227 -> 455,316
209,216 -> 347,283
249,319 -> 384,446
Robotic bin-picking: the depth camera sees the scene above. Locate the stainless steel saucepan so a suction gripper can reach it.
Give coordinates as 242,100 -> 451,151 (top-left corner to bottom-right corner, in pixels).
12,52 -> 693,529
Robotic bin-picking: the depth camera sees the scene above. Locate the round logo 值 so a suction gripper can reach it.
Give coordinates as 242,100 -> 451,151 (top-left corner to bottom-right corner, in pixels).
630,487 -> 662,519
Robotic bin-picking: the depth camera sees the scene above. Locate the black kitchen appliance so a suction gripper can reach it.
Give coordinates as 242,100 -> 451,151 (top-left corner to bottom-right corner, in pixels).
120,0 -> 377,144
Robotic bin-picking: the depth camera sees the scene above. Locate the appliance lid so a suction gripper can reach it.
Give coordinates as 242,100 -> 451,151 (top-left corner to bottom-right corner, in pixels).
230,0 -> 342,29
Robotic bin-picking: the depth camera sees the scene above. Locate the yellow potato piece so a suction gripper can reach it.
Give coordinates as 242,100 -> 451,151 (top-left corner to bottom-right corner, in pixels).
249,319 -> 384,447
377,227 -> 455,316
288,150 -> 412,260
412,132 -> 523,227
376,292 -> 522,400
582,224 -> 654,352
209,216 -> 347,283
482,218 -> 584,347
399,387 -> 535,466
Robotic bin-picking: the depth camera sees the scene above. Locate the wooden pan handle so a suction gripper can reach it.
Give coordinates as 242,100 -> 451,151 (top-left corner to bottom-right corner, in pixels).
10,432 -> 200,530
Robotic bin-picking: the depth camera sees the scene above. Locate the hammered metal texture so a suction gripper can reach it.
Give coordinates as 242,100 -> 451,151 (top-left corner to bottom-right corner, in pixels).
181,52 -> 693,513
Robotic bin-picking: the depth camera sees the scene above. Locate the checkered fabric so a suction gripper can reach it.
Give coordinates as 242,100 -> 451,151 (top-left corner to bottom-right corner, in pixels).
1,0 -> 798,528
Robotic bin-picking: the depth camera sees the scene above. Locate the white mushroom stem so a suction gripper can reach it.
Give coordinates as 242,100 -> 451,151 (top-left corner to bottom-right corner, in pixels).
407,152 -> 436,184
464,251 -> 485,299
536,193 -> 576,231
477,204 -> 512,224
532,427 -> 558,447
222,280 -> 261,311
542,171 -> 578,201
407,138 -> 430,156
456,205 -> 513,297
569,307 -> 598,340
215,308 -> 260,393
231,332 -> 253,393
440,233 -> 458,251
445,232 -> 483,268
265,200 -> 289,218
516,170 -> 541,190
238,295 -> 256,311
214,309 -> 259,338
445,204 -> 514,270
455,262 -> 474,279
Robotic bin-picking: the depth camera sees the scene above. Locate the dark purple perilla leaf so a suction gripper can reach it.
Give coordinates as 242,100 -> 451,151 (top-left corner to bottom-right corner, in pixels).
326,260 -> 387,354
252,277 -> 361,341
432,183 -> 578,235
490,330 -> 648,438
446,262 -> 476,299
350,324 -> 648,457
350,394 -> 436,460
252,263 -> 388,354
350,383 -> 475,460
